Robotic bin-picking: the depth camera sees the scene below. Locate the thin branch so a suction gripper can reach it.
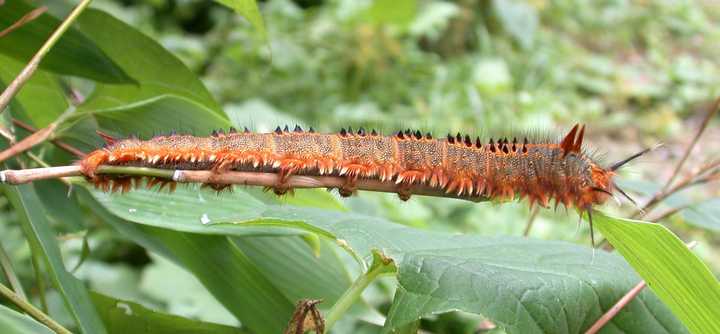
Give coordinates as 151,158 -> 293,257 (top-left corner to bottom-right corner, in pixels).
12,119 -> 86,158
0,108 -> 77,164
661,97 -> 719,193
0,0 -> 93,114
633,165 -> 720,219
0,242 -> 27,302
0,165 -> 489,202
523,206 -> 540,237
0,123 -> 57,163
0,6 -> 48,38
585,281 -> 647,334
0,282 -> 72,334
585,241 -> 698,334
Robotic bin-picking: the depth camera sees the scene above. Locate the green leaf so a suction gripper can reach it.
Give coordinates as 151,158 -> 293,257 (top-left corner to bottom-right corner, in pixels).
360,0 -> 417,29
233,236 -> 354,308
91,292 -> 249,334
85,185 -> 686,333
90,96 -> 230,139
137,232 -> 296,333
83,185 -> 358,308
77,189 -> 296,334
681,198 -> 720,231
1,184 -> 107,334
72,9 -> 222,115
0,1 -> 134,84
85,183 -> 305,237
0,304 -> 54,334
214,0 -> 267,41
0,53 -> 67,127
594,211 -> 720,334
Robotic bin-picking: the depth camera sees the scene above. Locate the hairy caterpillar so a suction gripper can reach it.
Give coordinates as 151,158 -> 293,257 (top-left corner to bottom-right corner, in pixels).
80,124 -> 646,245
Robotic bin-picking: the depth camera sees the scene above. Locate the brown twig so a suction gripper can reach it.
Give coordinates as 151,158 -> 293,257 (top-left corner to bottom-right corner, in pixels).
0,6 -> 47,38
0,165 -> 489,202
0,0 -> 92,114
523,206 -> 540,237
585,241 -> 698,334
0,123 -> 57,163
661,97 -> 719,193
585,281 -> 647,334
12,118 -> 86,158
633,162 -> 720,219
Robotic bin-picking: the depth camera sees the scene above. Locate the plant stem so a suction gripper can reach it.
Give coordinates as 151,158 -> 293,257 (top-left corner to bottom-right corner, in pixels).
324,256 -> 394,331
0,0 -> 94,114
0,282 -> 72,334
0,242 -> 27,302
523,206 -> 539,237
12,118 -> 86,158
660,97 -> 719,193
0,165 -> 488,202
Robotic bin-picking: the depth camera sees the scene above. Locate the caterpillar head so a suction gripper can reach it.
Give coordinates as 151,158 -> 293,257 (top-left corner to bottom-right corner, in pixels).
589,146 -> 657,207
562,124 -> 652,208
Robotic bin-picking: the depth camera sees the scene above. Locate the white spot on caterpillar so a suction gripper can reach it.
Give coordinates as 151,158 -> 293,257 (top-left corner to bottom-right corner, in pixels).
0,171 -> 6,183
128,208 -> 137,213
172,170 -> 182,182
200,213 -> 211,225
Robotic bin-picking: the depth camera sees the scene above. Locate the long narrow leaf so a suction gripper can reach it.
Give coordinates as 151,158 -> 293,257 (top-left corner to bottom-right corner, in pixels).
2,184 -> 106,334
593,211 -> 720,334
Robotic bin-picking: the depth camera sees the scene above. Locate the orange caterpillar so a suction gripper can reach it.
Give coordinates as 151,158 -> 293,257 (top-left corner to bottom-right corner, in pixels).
81,124 -> 646,244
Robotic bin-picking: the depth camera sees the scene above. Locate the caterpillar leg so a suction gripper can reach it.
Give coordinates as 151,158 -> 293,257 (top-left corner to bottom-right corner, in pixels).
396,186 -> 412,201
338,175 -> 358,198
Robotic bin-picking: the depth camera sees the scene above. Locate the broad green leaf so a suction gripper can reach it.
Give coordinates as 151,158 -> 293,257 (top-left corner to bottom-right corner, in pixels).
594,211 -> 720,334
681,198 -> 720,231
85,183 -> 305,237
233,236 -> 354,308
90,96 -> 230,139
136,232 -> 296,333
86,185 -> 686,333
77,188 -> 296,334
91,292 -> 248,334
1,184 -> 106,334
72,9 -> 221,115
83,184 -> 357,305
0,1 -> 134,84
0,304 -> 54,334
214,0 -> 266,41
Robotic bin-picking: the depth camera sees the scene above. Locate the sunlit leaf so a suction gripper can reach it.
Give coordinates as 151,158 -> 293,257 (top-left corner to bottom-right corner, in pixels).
594,211 -> 720,334
86,185 -> 686,333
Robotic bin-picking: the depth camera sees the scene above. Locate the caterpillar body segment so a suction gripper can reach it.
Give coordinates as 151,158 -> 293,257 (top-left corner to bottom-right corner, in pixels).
80,124 -> 617,211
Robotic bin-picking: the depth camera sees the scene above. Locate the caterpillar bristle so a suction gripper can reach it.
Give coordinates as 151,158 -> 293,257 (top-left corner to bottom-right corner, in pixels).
82,124 -> 624,238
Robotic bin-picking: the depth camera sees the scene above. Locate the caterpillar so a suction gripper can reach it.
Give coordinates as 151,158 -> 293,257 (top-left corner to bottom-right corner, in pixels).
80,124 -> 647,245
